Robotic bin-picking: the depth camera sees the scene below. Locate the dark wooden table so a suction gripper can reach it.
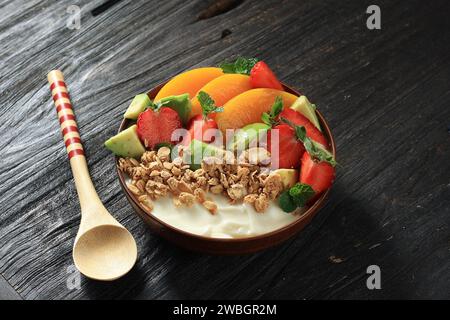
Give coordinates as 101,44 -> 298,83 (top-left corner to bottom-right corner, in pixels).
1,0 -> 449,300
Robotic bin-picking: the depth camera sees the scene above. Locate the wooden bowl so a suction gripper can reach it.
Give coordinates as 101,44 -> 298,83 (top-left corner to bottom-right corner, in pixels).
116,82 -> 336,255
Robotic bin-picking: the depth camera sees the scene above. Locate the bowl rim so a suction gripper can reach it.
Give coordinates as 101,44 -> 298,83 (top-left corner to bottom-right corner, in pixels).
116,82 -> 336,243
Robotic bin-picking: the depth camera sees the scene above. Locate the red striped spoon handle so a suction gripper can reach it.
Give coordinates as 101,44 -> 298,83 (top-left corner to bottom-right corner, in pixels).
47,70 -> 100,211
48,70 -> 85,160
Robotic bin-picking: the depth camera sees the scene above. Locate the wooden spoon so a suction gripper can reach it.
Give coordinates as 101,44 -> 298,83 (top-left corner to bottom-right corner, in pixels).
48,70 -> 137,281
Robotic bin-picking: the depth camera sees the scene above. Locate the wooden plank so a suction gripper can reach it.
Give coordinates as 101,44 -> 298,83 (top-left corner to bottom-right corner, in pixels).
0,0 -> 449,299
0,275 -> 21,300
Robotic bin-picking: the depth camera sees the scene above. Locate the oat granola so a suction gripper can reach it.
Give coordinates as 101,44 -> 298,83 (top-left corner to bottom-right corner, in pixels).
118,147 -> 284,214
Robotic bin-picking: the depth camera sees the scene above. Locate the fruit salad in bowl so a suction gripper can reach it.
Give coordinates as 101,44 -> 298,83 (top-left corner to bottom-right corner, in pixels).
105,58 -> 336,253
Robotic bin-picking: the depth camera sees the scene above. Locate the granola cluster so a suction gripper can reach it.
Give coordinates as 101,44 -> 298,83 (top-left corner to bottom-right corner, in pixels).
118,147 -> 284,214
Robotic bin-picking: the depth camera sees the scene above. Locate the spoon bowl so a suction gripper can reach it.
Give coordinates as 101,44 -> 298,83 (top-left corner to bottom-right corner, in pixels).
73,225 -> 137,281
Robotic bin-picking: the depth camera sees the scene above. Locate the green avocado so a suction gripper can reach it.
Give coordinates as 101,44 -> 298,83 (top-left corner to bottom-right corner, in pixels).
158,93 -> 192,125
273,169 -> 298,190
290,96 -> 322,131
124,94 -> 151,120
104,125 -> 145,158
229,122 -> 270,150
185,139 -> 226,170
186,139 -> 206,170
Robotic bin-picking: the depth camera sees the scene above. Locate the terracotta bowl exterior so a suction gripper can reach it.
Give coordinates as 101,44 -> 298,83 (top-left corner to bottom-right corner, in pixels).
116,82 -> 336,254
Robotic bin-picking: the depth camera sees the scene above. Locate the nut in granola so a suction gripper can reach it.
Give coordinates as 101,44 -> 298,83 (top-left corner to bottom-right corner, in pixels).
227,183 -> 247,200
178,192 -> 195,207
254,193 -> 269,213
202,200 -> 217,214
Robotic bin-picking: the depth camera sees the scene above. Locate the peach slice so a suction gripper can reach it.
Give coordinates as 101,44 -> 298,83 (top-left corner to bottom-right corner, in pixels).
216,88 -> 298,132
154,67 -> 223,102
190,74 -> 253,119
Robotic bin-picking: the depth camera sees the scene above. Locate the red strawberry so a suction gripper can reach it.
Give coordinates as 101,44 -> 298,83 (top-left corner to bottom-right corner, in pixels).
137,107 -> 182,149
250,61 -> 284,90
280,108 -> 329,148
267,124 -> 305,169
183,91 -> 222,145
300,152 -> 335,195
183,114 -> 218,145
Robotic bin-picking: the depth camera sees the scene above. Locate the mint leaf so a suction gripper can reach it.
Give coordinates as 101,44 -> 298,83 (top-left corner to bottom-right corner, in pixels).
218,63 -> 236,74
271,96 -> 283,116
289,183 -> 315,207
279,190 -> 297,212
279,183 -> 315,212
197,91 -> 223,118
261,96 -> 283,127
304,139 -> 337,167
280,117 -> 296,130
261,113 -> 272,126
281,117 -> 307,141
198,91 -> 215,109
280,117 -> 336,167
294,125 -> 307,141
147,100 -> 159,111
219,57 -> 259,75
235,57 -> 258,74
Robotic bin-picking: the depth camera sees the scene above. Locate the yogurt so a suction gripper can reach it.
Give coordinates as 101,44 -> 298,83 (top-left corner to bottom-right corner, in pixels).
151,194 -> 303,238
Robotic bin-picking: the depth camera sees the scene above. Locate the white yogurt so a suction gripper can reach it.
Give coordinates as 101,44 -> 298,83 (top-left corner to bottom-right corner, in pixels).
150,194 -> 302,238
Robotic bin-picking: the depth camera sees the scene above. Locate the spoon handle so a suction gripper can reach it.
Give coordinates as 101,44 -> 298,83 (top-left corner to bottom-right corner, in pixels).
47,70 -> 100,210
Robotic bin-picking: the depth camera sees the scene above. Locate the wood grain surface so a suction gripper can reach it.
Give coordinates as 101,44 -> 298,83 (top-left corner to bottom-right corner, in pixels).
0,0 -> 449,299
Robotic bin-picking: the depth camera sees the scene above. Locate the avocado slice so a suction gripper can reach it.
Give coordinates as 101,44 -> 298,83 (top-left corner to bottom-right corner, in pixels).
124,94 -> 151,120
229,122 -> 270,151
290,96 -> 322,131
185,139 -> 226,170
158,94 -> 192,125
273,169 -> 299,190
186,139 -> 205,170
104,125 -> 145,158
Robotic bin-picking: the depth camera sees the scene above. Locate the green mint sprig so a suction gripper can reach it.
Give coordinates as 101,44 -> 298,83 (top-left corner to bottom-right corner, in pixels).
147,100 -> 160,111
281,117 -> 337,167
279,183 -> 315,213
197,91 -> 223,118
219,57 -> 259,75
261,96 -> 283,127
303,137 -> 336,166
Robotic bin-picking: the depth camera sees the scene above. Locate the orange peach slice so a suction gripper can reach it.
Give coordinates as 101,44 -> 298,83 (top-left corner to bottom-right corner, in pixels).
216,88 -> 298,132
190,74 -> 253,119
154,67 -> 223,101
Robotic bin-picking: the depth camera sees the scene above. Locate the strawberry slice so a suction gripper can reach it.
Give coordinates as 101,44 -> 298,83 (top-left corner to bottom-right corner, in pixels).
250,61 -> 284,90
267,124 -> 305,169
137,107 -> 182,149
183,115 -> 218,145
300,152 -> 335,195
280,108 -> 329,148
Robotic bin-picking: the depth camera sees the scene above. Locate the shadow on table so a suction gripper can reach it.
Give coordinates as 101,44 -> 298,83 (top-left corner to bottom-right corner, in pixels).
81,183 -> 415,299
79,260 -> 148,299
155,184 -> 415,300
